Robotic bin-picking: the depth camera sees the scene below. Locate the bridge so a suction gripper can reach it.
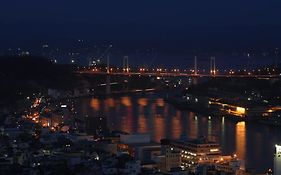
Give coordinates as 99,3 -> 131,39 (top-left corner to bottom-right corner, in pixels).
78,54 -> 280,79
77,70 -> 280,79
77,68 -> 280,95
76,54 -> 280,95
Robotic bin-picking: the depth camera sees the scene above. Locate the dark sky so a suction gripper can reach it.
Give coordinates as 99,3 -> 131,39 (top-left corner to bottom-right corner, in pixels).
1,1 -> 281,50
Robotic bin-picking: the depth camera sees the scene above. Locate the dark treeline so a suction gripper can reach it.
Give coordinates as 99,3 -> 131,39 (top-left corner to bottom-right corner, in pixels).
0,56 -> 78,107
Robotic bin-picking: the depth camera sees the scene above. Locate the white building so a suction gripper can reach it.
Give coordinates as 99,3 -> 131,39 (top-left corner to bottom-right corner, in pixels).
274,144 -> 281,175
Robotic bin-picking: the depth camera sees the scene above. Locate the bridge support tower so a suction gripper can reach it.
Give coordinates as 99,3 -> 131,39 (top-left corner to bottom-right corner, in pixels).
106,54 -> 111,95
210,57 -> 216,76
123,56 -> 129,74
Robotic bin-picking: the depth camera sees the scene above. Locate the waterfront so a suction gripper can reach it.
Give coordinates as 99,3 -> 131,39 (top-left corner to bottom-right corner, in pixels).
75,92 -> 281,173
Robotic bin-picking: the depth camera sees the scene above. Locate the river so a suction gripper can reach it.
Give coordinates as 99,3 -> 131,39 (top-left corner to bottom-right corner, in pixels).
75,92 -> 281,173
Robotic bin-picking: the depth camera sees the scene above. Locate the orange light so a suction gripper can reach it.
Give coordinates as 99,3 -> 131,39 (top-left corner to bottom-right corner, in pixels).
236,107 -> 246,114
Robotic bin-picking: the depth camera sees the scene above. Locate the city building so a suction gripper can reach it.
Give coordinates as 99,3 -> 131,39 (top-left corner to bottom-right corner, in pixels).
160,137 -> 245,174
117,134 -> 161,163
161,137 -> 222,170
159,144 -> 181,172
274,144 -> 281,175
215,157 -> 245,175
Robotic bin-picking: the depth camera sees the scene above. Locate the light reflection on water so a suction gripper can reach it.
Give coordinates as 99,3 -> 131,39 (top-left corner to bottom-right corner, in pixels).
236,121 -> 246,161
76,93 -> 281,173
90,98 -> 100,111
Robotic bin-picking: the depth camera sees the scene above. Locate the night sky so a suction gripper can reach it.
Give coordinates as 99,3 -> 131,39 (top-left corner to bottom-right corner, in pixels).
1,1 -> 281,67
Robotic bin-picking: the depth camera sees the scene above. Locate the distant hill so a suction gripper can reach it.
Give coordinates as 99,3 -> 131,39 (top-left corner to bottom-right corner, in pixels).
0,56 -> 78,107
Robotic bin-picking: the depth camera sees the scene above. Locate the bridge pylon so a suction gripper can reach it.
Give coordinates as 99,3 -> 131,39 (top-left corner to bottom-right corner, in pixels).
123,56 -> 129,74
106,54 -> 111,95
107,54 -> 110,74
194,56 -> 198,75
210,57 -> 216,76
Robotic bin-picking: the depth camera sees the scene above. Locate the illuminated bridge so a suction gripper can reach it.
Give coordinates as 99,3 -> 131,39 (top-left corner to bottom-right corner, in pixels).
77,70 -> 281,79
78,55 -> 280,79
79,53 -> 281,79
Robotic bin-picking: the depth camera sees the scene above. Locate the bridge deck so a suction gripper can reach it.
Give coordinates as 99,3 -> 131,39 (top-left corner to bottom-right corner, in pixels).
77,71 -> 280,78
